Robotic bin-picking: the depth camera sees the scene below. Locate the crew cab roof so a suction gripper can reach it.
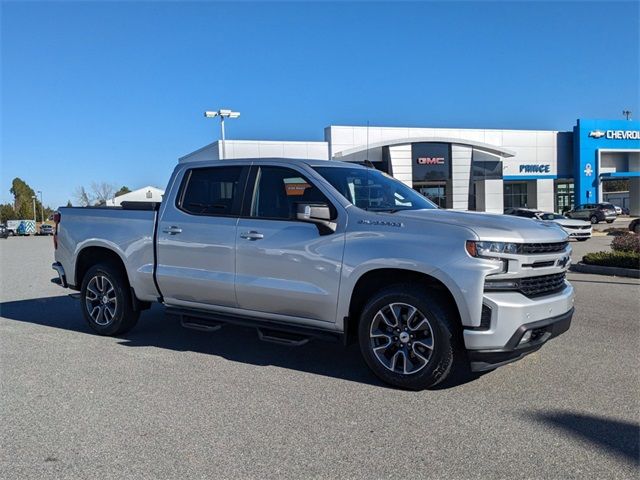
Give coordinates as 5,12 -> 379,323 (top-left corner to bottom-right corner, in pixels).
179,157 -> 367,170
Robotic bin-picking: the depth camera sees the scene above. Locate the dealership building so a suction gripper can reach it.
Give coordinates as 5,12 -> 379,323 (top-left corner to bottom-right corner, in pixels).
181,118 -> 640,215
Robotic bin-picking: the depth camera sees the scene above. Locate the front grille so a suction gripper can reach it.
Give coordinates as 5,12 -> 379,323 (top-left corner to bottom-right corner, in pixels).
519,272 -> 566,297
520,241 -> 568,254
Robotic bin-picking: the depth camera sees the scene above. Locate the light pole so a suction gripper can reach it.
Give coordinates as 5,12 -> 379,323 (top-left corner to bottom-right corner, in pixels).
204,109 -> 241,160
31,195 -> 37,223
37,190 -> 44,222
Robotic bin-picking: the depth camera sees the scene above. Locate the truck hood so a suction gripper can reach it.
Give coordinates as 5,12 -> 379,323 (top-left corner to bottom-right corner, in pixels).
390,209 -> 569,243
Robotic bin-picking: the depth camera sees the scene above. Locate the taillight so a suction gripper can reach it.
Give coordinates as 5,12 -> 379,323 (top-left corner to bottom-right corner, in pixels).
53,212 -> 61,249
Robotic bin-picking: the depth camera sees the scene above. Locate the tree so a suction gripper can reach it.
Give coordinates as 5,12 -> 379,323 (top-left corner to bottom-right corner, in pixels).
114,186 -> 131,198
91,182 -> 116,206
0,203 -> 17,222
8,177 -> 49,221
66,200 -> 73,207
74,186 -> 92,207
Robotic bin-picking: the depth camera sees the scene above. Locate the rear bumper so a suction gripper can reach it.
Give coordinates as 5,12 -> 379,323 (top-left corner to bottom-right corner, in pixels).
51,262 -> 68,288
467,308 -> 573,372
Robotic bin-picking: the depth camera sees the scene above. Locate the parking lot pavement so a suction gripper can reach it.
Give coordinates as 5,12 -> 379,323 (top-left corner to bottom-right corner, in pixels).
568,235 -> 612,263
1,236 -> 639,479
591,215 -> 637,232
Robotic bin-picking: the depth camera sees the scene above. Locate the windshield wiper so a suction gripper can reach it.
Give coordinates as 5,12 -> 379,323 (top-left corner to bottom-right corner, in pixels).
367,207 -> 405,213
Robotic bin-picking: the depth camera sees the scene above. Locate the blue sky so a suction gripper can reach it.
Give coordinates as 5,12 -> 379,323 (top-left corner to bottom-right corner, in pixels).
2,1 -> 639,208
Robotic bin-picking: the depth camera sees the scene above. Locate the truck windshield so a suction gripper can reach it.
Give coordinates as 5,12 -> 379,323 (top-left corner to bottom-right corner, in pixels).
314,166 -> 437,212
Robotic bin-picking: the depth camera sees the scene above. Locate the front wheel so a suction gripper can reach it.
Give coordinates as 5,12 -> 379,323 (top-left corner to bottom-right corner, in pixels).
358,285 -> 462,390
590,215 -> 599,224
81,263 -> 139,336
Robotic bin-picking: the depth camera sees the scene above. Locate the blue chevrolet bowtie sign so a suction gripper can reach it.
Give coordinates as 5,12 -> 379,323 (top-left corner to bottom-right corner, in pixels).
573,119 -> 640,205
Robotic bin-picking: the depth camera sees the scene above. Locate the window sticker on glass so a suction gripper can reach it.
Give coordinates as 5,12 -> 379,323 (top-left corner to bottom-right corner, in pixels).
283,177 -> 311,196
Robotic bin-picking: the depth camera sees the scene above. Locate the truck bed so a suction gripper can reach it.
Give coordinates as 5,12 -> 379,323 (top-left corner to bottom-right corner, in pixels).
55,204 -> 161,302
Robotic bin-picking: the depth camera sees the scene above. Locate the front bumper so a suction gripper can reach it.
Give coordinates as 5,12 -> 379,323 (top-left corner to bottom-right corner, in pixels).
565,229 -> 591,238
467,308 -> 573,372
463,281 -> 574,370
51,262 -> 68,288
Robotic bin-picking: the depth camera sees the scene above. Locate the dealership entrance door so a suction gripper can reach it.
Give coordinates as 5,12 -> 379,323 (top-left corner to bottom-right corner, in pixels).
555,181 -> 574,213
415,182 -> 447,208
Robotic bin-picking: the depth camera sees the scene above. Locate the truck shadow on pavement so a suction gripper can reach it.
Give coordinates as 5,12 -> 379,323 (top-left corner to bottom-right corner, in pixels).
527,411 -> 639,466
0,295 -> 481,390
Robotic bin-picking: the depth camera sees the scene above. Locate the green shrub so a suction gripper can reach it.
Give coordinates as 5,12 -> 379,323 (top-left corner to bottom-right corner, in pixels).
583,251 -> 640,270
611,233 -> 640,253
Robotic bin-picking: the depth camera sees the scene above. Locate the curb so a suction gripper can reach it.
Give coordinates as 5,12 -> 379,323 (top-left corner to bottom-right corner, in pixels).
570,262 -> 640,279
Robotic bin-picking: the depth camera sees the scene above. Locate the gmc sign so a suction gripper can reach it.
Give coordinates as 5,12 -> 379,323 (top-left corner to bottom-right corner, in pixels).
417,157 -> 445,165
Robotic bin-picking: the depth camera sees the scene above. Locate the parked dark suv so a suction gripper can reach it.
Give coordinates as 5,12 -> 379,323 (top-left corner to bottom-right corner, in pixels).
566,203 -> 617,224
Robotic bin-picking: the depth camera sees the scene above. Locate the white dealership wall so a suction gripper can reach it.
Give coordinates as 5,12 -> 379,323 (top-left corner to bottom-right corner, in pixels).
181,125 -> 565,213
326,125 -> 559,176
179,140 -> 329,163
325,125 -> 560,213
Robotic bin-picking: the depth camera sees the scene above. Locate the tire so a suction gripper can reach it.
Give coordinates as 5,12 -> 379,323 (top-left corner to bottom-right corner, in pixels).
590,215 -> 598,224
358,285 -> 462,390
606,220 -> 614,224
80,263 -> 139,336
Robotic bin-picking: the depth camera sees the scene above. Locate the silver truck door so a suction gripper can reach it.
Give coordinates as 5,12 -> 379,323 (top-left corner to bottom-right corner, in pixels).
235,165 -> 345,323
156,165 -> 248,308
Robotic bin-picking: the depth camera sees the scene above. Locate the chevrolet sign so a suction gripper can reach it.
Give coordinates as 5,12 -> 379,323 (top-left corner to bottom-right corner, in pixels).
589,129 -> 640,140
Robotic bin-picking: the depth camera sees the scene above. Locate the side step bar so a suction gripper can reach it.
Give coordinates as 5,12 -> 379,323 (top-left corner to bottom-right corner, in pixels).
167,306 -> 342,346
257,328 -> 310,346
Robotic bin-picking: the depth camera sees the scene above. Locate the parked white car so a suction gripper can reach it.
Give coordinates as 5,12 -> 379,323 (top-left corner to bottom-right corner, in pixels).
613,205 -> 623,215
505,208 -> 592,241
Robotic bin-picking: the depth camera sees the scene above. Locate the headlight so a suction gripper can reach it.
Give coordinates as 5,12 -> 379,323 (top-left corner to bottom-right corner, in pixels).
465,240 -> 520,257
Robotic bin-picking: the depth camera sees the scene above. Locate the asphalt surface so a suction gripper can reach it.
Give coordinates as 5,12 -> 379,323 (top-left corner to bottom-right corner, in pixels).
1,236 -> 639,479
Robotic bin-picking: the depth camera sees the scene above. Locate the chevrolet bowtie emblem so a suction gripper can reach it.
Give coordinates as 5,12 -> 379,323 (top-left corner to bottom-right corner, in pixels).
589,130 -> 606,139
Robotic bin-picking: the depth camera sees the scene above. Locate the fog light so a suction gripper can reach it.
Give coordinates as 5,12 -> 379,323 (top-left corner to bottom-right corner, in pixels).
519,330 -> 532,345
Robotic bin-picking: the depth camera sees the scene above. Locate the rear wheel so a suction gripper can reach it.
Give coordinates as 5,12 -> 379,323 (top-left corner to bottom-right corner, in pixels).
81,263 -> 139,335
590,215 -> 599,224
358,285 -> 462,390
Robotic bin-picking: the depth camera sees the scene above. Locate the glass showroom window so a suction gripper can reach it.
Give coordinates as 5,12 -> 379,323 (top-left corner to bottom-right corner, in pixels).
504,182 -> 528,209
417,184 -> 447,208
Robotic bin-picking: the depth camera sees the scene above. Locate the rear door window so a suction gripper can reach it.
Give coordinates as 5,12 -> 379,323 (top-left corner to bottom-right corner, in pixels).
178,166 -> 246,216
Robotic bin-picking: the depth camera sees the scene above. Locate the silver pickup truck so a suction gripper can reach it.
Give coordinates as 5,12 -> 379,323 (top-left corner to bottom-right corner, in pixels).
52,159 -> 574,389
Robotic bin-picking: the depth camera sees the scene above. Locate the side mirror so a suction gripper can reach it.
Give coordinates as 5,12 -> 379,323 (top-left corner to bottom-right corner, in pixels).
296,203 -> 336,234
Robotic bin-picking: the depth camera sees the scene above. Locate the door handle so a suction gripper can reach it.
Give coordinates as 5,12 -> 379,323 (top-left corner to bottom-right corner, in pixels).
163,226 -> 182,235
240,231 -> 264,240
